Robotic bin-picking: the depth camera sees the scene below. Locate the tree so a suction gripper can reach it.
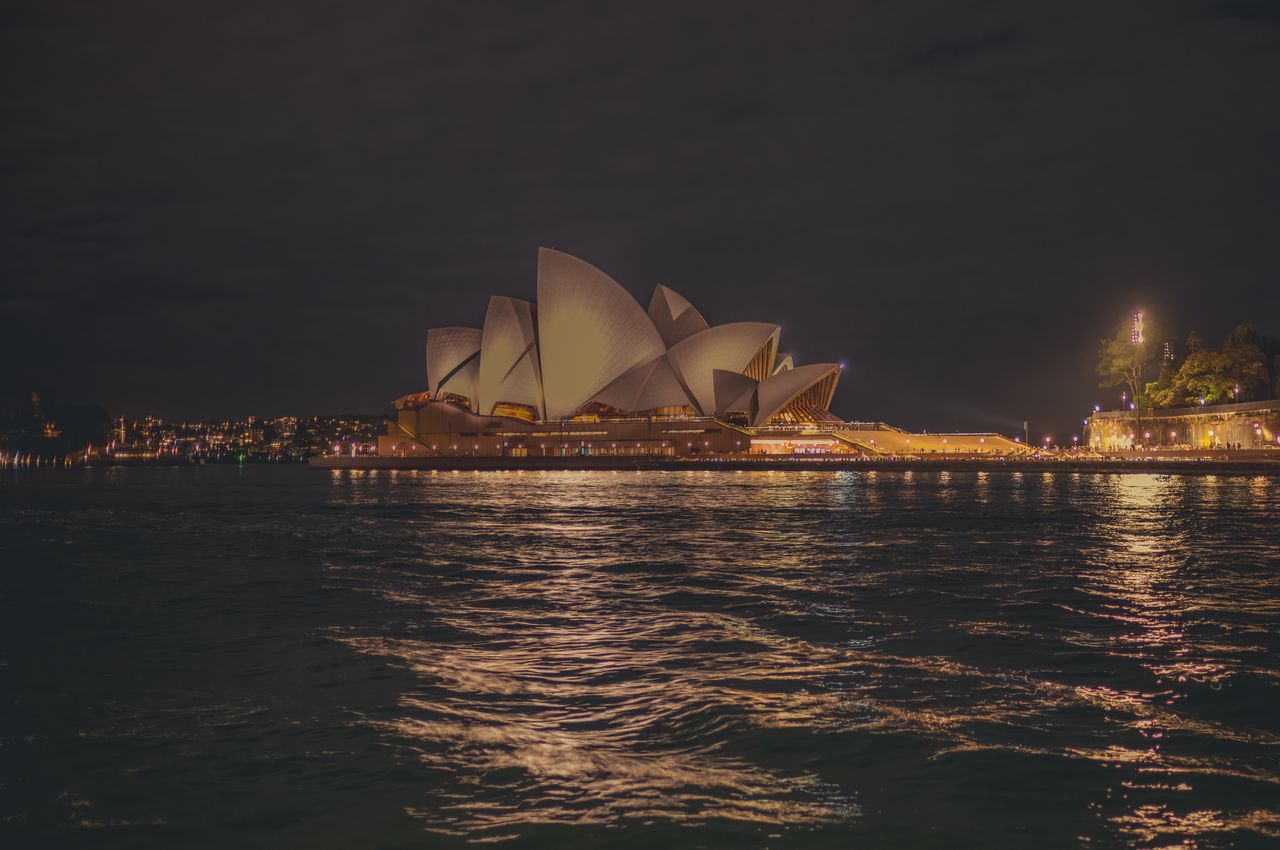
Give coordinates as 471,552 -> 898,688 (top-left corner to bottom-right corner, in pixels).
1142,378 -> 1178,409
1098,315 -> 1167,411
1173,348 -> 1232,405
1141,341 -> 1183,409
1167,340 -> 1268,406
51,404 -> 113,450
1246,330 -> 1280,398
1138,323 -> 1278,408
1226,324 -> 1260,348
1222,326 -> 1271,402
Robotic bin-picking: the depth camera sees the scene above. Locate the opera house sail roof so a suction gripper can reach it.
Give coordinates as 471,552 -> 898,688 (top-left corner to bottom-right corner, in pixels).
419,248 -> 842,427
426,327 -> 482,403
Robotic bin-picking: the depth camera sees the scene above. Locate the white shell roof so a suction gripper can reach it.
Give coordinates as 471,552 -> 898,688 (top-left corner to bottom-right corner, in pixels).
592,354 -> 693,413
712,369 -> 758,416
477,296 -> 543,416
438,356 -> 481,410
666,322 -> 780,416
416,250 -> 842,422
536,248 -> 667,419
648,284 -> 710,348
752,362 -> 841,426
426,327 -> 482,396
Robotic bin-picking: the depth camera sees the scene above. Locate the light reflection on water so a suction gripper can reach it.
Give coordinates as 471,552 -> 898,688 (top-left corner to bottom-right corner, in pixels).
316,470 -> 1280,846
3,466 -> 1279,848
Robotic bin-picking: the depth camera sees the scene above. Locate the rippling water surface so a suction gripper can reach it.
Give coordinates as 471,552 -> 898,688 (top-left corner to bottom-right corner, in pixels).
2,467 -> 1279,848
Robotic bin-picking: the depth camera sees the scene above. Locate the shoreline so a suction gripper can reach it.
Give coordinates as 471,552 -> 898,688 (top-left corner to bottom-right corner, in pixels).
308,455 -> 1280,476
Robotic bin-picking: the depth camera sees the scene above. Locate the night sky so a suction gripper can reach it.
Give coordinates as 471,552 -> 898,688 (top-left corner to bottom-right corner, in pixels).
4,1 -> 1279,437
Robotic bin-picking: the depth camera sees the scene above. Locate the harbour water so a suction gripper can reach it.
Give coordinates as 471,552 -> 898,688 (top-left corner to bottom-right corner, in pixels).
2,467 -> 1278,848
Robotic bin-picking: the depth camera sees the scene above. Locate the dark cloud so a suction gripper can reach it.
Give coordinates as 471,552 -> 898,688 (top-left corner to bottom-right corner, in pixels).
2,0 -> 1278,435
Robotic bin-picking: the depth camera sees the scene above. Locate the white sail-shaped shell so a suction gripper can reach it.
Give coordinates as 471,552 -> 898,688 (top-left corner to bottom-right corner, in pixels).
712,369 -> 758,416
648,284 -> 710,348
426,327 -> 482,397
438,357 -> 480,411
592,355 -> 693,413
666,323 -> 779,416
477,296 -> 543,417
752,363 -> 841,426
536,248 -> 666,419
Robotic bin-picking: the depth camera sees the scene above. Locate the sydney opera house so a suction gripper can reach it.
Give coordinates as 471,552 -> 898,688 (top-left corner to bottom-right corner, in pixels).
374,248 -> 851,458
376,248 -> 1026,459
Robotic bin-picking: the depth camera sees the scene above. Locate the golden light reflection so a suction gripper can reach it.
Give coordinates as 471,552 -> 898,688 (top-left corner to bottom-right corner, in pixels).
1069,473 -> 1280,843
1110,804 -> 1280,847
320,469 -> 1280,845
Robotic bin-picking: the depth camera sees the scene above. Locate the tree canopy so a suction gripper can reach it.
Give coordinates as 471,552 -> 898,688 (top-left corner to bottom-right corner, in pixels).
1097,316 -> 1167,410
1135,323 -> 1278,409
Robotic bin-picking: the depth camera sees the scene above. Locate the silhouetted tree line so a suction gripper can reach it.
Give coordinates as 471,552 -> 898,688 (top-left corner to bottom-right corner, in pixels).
0,398 -> 112,455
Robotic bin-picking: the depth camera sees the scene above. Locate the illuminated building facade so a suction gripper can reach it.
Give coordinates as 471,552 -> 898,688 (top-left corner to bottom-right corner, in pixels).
1086,399 -> 1280,452
380,248 -> 848,457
